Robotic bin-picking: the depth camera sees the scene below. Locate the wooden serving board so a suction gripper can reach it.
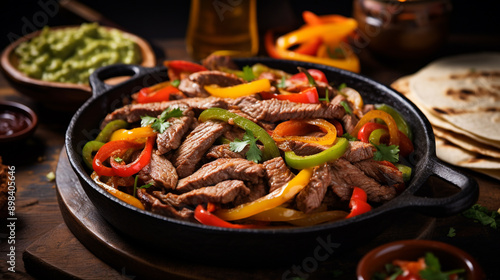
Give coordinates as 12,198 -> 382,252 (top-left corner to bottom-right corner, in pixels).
24,149 -> 436,280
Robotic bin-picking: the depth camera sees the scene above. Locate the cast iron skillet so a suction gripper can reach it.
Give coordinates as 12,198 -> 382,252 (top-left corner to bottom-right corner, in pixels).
65,58 -> 478,266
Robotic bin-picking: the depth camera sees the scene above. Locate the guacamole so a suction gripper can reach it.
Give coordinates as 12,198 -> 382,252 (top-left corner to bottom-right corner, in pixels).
15,22 -> 142,84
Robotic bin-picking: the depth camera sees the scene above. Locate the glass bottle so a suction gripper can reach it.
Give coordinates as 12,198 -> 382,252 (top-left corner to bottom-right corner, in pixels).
186,0 -> 258,61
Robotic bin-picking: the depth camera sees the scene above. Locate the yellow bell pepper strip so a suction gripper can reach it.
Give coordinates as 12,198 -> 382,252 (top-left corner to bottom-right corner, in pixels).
215,168 -> 314,221
302,11 -> 349,26
95,120 -> 129,143
198,108 -> 280,161
91,171 -> 145,210
82,141 -> 105,170
351,110 -> 400,146
284,137 -> 348,170
274,20 -> 360,72
375,104 -> 413,141
204,78 -> 271,98
110,126 -> 157,143
287,210 -> 348,226
272,119 -> 337,146
249,206 -> 307,222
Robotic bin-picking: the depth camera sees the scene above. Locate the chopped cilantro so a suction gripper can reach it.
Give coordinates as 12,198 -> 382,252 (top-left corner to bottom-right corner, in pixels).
277,76 -> 287,88
342,133 -> 358,141
447,227 -> 456,237
297,67 -> 317,87
113,156 -> 123,163
241,65 -> 255,82
373,143 -> 399,163
229,130 -> 262,163
340,100 -> 352,115
419,252 -> 465,280
463,204 -> 500,229
319,88 -> 330,103
171,79 -> 180,87
133,175 -> 153,197
141,107 -> 184,133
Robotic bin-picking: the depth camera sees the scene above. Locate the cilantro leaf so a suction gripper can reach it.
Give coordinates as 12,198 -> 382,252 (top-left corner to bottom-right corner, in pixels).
319,88 -> 330,103
373,143 -> 399,163
141,107 -> 184,133
113,156 -> 123,163
133,176 -> 154,197
297,67 -> 317,87
229,130 -> 262,163
463,204 -> 500,229
277,76 -> 286,89
342,133 -> 358,141
419,252 -> 465,280
241,65 -> 255,82
171,79 -> 180,87
447,227 -> 456,237
340,100 -> 352,115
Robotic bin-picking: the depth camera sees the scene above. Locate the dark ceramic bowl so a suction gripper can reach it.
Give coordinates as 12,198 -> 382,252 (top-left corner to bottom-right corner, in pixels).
357,239 -> 485,280
65,59 -> 479,266
0,100 -> 38,143
0,25 -> 156,112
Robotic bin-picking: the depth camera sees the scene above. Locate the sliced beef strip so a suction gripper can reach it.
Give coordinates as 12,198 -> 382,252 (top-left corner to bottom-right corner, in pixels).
101,97 -> 228,128
157,180 -> 250,208
354,159 -> 403,186
296,163 -> 332,213
178,70 -> 244,97
202,54 -> 239,71
138,152 -> 178,190
156,115 -> 195,155
263,157 -> 295,193
231,96 -> 345,123
136,189 -> 194,221
205,144 -> 265,160
329,158 -> 396,203
172,120 -> 230,178
176,158 -> 265,193
342,114 -> 360,135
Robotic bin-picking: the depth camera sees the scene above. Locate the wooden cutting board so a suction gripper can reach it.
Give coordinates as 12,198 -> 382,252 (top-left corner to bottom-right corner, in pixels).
23,149 -> 436,280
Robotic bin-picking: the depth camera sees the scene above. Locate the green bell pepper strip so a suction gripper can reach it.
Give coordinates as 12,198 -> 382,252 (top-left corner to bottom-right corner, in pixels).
198,108 -> 280,161
395,163 -> 412,182
284,137 -> 348,169
368,128 -> 388,145
95,119 -> 128,143
375,104 -> 413,141
82,141 -> 105,169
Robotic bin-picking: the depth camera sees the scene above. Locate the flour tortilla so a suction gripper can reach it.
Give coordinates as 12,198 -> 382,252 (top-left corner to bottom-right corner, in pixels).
435,137 -> 500,169
393,75 -> 500,149
409,53 -> 500,141
433,126 -> 500,158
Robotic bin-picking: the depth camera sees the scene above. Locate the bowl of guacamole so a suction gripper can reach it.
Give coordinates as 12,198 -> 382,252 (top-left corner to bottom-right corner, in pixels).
1,23 -> 156,111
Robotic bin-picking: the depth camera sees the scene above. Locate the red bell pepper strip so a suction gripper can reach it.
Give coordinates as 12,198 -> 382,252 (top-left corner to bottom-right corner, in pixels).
92,140 -> 143,177
345,187 -> 371,219
109,136 -> 155,177
260,87 -> 319,104
330,119 -> 343,137
294,37 -> 323,56
194,205 -> 259,229
289,69 -> 328,84
264,30 -> 281,59
137,84 -> 181,103
164,60 -> 207,73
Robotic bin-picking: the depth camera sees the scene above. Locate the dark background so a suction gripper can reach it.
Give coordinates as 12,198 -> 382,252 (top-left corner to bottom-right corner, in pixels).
1,0 -> 499,51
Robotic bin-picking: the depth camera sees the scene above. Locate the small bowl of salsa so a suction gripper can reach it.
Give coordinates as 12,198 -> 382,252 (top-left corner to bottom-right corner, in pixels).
357,239 -> 485,280
0,100 -> 38,143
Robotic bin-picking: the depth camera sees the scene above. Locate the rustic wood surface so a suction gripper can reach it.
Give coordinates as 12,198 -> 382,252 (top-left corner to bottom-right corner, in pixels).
0,38 -> 499,279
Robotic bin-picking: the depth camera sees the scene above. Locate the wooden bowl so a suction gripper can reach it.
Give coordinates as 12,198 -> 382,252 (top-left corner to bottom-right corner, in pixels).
0,25 -> 156,112
357,239 -> 486,280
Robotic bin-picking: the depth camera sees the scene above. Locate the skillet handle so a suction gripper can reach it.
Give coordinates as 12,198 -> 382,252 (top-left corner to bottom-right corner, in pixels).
398,157 -> 478,217
89,64 -> 155,97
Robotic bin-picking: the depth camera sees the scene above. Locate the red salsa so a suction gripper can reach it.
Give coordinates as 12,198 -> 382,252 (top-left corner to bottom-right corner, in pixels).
0,109 -> 31,136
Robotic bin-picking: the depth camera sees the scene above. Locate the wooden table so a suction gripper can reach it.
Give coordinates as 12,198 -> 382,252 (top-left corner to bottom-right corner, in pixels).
1,38 -> 499,279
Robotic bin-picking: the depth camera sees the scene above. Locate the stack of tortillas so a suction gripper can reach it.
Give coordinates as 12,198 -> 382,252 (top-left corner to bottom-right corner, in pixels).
391,53 -> 500,180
